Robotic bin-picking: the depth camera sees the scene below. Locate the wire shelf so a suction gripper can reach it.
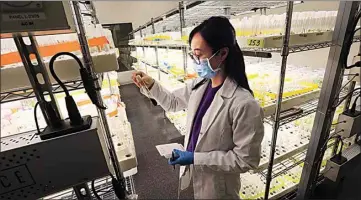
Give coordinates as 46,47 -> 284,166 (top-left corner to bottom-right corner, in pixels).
266,88 -> 359,126
0,79 -> 84,104
243,35 -> 361,53
145,1 -> 288,33
43,176 -> 136,199
129,35 -> 360,55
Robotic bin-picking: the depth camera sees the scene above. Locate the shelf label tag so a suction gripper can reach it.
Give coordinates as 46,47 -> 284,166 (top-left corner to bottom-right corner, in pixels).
247,39 -> 264,48
2,12 -> 46,21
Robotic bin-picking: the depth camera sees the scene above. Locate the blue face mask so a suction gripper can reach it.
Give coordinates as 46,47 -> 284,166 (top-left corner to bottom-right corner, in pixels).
192,51 -> 221,79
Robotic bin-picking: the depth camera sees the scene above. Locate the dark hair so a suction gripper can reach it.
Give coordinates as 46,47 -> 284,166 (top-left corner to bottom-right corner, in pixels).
189,16 -> 253,94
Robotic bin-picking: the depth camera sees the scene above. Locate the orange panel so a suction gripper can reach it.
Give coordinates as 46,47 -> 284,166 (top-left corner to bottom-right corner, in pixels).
1,36 -> 109,66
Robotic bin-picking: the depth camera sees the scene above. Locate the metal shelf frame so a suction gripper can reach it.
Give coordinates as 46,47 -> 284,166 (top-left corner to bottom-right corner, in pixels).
0,79 -> 84,104
1,2 -> 132,199
132,1 -> 289,34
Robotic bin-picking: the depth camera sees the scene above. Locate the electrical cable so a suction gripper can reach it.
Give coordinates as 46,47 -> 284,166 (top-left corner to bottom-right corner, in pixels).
49,52 -> 88,125
91,180 -> 102,200
355,27 -> 361,34
29,102 -> 42,141
49,52 -> 85,97
338,74 -> 358,94
316,130 -> 343,163
49,52 -> 106,109
331,120 -> 346,126
335,87 -> 361,108
34,102 -> 41,134
338,139 -> 344,155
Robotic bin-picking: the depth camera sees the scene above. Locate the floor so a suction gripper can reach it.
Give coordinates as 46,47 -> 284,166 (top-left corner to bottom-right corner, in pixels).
119,84 -> 192,199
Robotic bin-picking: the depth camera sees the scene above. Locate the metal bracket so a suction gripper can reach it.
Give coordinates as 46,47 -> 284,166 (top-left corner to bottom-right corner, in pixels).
12,33 -> 61,127
73,183 -> 92,200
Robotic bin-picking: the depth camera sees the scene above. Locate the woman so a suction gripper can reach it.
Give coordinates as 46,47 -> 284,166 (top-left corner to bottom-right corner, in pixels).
132,16 -> 264,199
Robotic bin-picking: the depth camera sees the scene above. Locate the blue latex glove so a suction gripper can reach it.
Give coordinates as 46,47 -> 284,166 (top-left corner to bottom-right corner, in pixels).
168,149 -> 194,166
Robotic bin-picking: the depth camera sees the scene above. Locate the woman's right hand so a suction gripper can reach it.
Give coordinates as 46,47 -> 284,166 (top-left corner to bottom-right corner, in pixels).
131,71 -> 155,89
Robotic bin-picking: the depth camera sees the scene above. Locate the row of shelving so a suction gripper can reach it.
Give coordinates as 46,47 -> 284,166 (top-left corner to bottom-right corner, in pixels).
1,49 -> 119,93
0,79 -> 84,104
131,55 -> 325,116
126,1 -> 360,199
134,52 -> 360,190
131,1 -> 289,34
128,34 -> 361,53
240,141 -> 336,200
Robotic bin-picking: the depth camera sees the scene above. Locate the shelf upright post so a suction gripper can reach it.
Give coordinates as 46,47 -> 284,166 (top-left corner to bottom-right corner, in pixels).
72,1 -> 127,197
179,1 -> 187,78
297,2 -> 360,199
224,7 -> 231,19
12,34 -> 62,127
264,2 -> 294,200
140,27 -> 147,74
152,18 -> 161,81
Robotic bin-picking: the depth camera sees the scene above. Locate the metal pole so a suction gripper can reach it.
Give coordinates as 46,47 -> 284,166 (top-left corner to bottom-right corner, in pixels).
179,1 -> 187,77
151,18 -> 161,80
264,2 -> 293,200
13,34 -> 62,127
151,18 -> 155,34
297,2 -> 360,199
224,7 -> 231,19
72,1 -> 125,183
140,28 -> 147,74
88,1 -> 100,25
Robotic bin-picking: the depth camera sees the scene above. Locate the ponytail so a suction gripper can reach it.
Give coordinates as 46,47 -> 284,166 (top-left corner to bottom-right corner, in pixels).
225,42 -> 253,95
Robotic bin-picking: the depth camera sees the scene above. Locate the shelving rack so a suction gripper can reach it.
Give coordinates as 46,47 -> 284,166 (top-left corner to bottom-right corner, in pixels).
0,79 -> 84,104
0,1 -> 136,199
126,1 -> 361,199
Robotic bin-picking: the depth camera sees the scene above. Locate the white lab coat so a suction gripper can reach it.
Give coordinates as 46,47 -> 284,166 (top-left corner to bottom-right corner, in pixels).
149,77 -> 264,199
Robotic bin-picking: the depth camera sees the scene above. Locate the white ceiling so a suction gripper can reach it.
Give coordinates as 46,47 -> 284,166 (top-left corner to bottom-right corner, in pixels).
93,1 -> 179,28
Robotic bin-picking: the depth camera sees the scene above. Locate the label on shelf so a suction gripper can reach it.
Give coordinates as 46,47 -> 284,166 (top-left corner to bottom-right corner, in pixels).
247,38 -> 265,48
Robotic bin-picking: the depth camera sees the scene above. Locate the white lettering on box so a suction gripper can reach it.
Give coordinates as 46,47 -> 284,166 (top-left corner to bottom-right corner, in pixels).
2,12 -> 46,21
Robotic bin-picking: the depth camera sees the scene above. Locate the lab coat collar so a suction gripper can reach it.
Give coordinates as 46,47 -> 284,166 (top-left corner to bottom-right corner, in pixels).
219,77 -> 238,99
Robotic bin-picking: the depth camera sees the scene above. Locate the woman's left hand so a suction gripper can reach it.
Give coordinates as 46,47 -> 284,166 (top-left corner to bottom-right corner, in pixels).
169,149 -> 194,166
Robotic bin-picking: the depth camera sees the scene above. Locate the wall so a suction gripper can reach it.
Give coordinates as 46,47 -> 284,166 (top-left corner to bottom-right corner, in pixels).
93,1 -> 179,29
